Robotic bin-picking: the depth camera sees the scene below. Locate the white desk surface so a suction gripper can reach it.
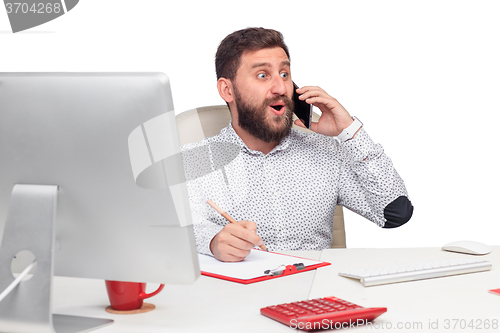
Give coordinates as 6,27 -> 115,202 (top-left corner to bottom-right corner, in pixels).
311,246 -> 500,332
51,247 -> 500,333
52,251 -> 321,333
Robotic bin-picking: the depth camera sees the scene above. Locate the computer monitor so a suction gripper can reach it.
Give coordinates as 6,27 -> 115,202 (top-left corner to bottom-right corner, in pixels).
0,73 -> 200,332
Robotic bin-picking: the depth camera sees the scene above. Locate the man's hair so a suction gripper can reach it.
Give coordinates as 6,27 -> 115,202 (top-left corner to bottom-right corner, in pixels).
215,27 -> 290,81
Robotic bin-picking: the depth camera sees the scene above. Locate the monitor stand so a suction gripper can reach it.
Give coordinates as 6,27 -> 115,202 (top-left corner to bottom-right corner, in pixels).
0,184 -> 113,333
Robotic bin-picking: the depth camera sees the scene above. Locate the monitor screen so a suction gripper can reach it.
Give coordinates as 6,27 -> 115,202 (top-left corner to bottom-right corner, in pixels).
0,72 -> 200,285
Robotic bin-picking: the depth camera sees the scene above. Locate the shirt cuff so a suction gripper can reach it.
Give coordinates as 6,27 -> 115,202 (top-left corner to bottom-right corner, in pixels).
340,128 -> 382,162
195,223 -> 224,256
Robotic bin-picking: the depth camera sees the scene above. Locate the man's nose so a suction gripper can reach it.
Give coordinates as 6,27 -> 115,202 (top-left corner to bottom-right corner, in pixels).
270,75 -> 287,96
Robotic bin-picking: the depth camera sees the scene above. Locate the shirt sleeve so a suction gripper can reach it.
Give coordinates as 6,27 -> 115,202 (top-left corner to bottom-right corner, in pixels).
337,128 -> 413,228
182,140 -> 236,256
185,180 -> 224,256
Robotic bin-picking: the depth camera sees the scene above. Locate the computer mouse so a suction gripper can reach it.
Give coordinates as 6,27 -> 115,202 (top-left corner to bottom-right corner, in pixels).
442,240 -> 491,255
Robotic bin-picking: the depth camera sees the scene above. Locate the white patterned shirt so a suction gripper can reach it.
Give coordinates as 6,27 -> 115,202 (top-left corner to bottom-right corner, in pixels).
181,122 -> 410,256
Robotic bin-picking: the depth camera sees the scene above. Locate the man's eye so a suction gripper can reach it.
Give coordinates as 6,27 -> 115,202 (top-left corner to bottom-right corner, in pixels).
280,72 -> 288,78
257,73 -> 266,79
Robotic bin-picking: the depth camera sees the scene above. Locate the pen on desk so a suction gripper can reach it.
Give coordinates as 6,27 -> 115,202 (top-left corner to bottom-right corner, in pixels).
206,199 -> 268,252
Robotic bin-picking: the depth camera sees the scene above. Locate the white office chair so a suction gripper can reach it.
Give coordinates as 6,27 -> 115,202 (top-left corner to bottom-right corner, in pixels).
176,105 -> 346,248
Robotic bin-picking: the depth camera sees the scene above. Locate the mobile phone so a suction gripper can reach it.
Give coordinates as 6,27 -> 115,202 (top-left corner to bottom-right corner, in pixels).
292,82 -> 312,129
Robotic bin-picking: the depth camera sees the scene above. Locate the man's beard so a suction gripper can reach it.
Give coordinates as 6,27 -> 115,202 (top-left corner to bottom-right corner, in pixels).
233,85 -> 294,144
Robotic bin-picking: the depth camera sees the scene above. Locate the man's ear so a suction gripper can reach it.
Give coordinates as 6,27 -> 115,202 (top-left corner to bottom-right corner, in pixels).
217,78 -> 234,103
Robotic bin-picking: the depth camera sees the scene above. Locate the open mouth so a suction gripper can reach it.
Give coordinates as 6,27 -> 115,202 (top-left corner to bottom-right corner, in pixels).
269,100 -> 286,115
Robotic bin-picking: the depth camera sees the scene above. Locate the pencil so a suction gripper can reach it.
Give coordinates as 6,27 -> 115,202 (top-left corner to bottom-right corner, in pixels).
207,199 -> 268,251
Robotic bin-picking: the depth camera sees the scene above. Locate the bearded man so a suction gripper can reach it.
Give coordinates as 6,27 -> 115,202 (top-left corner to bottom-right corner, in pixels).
182,28 -> 413,262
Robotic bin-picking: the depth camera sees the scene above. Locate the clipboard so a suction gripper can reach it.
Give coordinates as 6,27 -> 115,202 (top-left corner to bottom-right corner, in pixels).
198,249 -> 331,284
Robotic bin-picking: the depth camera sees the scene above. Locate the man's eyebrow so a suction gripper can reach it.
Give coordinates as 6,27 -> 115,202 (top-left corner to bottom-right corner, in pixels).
250,60 -> 291,69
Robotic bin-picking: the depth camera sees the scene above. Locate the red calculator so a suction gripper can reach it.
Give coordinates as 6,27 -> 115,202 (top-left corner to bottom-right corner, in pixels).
260,296 -> 387,331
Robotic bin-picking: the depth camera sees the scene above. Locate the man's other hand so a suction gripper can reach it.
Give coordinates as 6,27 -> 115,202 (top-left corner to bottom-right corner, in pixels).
294,86 -> 355,137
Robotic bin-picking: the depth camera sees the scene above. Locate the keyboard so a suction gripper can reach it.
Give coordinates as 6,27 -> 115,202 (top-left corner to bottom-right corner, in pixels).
339,257 -> 492,287
260,296 -> 386,331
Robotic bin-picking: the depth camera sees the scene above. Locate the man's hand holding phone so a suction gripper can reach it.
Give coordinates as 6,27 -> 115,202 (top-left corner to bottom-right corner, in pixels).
294,85 -> 356,138
210,220 -> 264,262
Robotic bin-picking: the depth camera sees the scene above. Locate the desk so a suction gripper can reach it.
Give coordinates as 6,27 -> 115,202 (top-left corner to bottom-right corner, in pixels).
50,248 -> 499,333
52,251 -> 321,333
310,247 -> 500,332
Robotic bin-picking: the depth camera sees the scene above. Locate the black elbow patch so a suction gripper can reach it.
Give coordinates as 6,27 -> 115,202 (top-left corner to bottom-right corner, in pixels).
383,196 -> 413,228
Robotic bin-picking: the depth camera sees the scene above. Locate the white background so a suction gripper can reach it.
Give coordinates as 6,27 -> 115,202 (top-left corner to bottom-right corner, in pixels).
1,0 -> 499,249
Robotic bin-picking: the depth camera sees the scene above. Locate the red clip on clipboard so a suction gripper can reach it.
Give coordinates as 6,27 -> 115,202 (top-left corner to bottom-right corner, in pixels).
198,249 -> 330,284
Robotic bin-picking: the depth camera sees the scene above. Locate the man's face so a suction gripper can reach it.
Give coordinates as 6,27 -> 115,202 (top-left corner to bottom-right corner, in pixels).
232,47 -> 295,144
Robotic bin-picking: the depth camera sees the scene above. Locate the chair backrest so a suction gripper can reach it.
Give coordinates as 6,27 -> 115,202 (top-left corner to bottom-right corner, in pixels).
176,105 -> 346,248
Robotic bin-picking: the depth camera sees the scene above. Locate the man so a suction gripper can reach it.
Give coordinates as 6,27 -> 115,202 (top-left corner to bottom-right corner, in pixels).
182,28 -> 413,262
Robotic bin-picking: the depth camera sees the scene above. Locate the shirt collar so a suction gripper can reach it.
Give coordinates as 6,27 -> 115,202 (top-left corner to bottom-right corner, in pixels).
223,120 -> 293,156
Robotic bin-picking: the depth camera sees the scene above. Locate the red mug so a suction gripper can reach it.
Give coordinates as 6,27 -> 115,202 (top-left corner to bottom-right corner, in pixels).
105,280 -> 165,311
